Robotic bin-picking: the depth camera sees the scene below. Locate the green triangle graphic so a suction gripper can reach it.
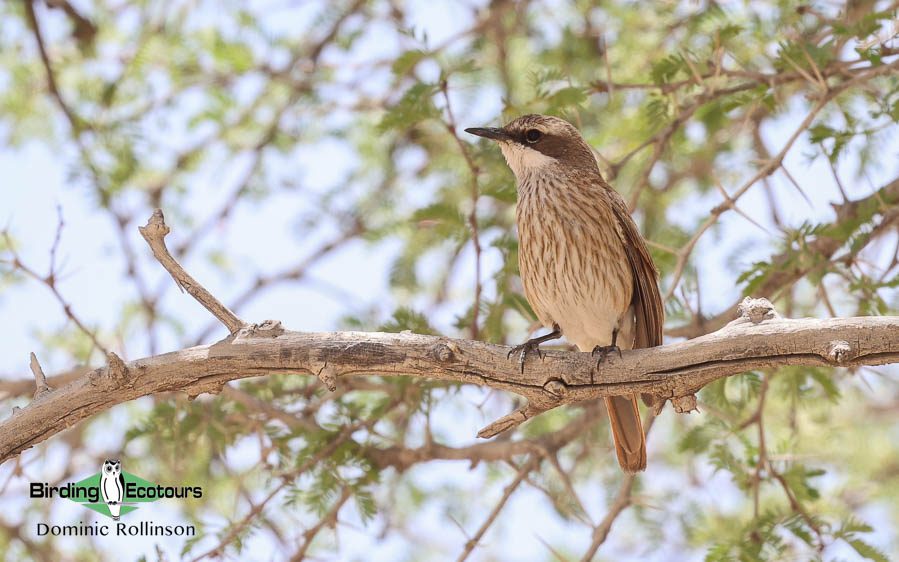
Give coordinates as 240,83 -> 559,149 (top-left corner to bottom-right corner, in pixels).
83,504 -> 140,517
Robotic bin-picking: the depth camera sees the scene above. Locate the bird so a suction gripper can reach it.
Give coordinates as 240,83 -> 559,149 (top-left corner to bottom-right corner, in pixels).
465,114 -> 663,472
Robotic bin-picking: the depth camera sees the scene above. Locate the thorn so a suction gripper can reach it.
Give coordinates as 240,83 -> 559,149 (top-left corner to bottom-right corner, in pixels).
29,352 -> 51,399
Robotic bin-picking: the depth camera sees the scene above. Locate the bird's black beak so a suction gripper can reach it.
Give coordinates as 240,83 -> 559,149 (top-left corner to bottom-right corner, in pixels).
465,127 -> 510,142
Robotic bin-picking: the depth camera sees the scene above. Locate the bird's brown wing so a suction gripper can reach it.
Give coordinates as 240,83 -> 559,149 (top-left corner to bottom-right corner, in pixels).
609,194 -> 664,348
602,191 -> 664,472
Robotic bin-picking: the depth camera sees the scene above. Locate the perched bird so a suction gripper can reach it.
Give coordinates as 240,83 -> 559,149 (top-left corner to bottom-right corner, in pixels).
466,114 -> 663,472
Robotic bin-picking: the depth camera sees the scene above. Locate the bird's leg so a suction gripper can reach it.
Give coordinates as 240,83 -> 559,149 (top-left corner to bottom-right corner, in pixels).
507,323 -> 562,374
591,329 -> 623,380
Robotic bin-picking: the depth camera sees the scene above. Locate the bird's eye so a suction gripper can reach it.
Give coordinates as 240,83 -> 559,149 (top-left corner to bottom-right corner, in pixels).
525,129 -> 542,143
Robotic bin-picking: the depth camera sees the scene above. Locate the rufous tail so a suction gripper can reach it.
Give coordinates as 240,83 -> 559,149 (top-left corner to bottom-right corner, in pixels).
605,394 -> 646,472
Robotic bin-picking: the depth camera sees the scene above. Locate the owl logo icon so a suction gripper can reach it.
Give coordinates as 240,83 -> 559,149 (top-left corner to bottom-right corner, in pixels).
100,459 -> 125,521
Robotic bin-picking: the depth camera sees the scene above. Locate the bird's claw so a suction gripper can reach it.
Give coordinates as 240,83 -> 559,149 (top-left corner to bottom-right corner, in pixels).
591,345 -> 622,369
590,345 -> 621,384
507,341 -> 545,374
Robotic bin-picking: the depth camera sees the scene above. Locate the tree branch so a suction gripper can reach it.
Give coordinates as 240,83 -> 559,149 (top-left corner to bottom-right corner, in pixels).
138,209 -> 245,334
0,296 -> 896,464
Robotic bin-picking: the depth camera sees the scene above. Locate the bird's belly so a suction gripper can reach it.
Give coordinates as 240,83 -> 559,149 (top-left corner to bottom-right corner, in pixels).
518,218 -> 632,351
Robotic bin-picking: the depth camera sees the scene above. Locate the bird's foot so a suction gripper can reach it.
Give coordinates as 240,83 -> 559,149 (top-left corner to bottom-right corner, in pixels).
506,326 -> 562,374
591,345 -> 622,379
507,341 -> 545,374
592,344 -> 622,365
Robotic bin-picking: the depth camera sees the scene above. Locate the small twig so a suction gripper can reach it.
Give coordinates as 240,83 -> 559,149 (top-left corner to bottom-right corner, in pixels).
0,367 -> 88,399
826,156 -> 849,203
818,284 -> 837,317
2,231 -> 108,356
750,372 -> 771,521
696,401 -> 738,424
535,534 -> 569,562
679,48 -> 706,92
581,473 -> 636,560
770,467 -> 824,546
191,420 -> 371,562
600,34 -> 615,99
796,36 -> 829,92
441,82 -> 482,339
457,456 -> 538,561
543,451 -> 591,523
23,0 -> 83,134
477,403 -> 551,439
779,51 -> 822,93
291,487 -> 353,561
48,205 -> 65,279
711,173 -> 770,235
138,209 -> 246,334
778,165 -> 814,208
580,411 -> 657,560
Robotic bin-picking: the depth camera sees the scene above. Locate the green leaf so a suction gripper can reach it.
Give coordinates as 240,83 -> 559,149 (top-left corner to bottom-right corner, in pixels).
547,86 -> 587,110
650,53 -> 686,84
379,307 -> 439,335
392,49 -> 428,76
847,539 -> 889,562
378,82 -> 440,132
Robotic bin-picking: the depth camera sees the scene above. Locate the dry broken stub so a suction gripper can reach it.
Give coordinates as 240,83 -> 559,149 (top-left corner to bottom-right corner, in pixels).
738,297 -> 779,324
671,394 -> 698,413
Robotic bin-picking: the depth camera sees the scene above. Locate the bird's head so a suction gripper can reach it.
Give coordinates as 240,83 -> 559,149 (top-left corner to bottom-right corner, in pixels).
465,114 -> 598,181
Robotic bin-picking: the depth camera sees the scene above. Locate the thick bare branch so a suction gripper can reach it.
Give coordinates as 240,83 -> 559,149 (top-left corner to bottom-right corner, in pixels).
0,297 -> 896,464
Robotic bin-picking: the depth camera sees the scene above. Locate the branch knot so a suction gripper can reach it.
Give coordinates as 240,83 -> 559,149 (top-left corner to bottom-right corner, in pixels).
542,379 -> 569,400
430,342 -> 456,363
317,363 -> 339,392
671,394 -> 698,413
737,296 -> 779,324
826,340 -> 852,364
106,352 -> 129,386
235,320 -> 284,340
137,208 -> 170,239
